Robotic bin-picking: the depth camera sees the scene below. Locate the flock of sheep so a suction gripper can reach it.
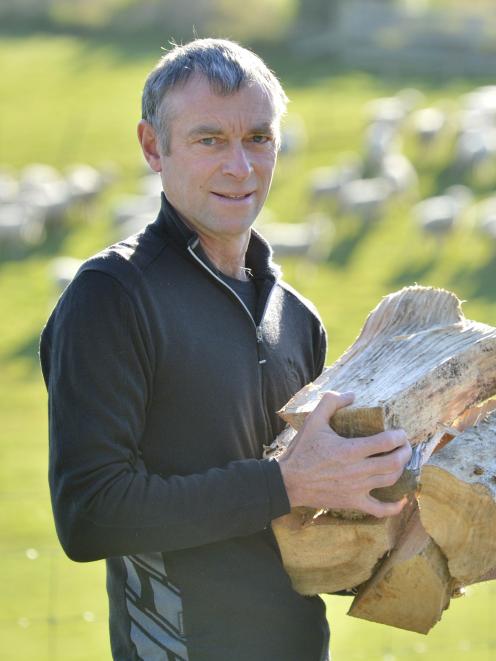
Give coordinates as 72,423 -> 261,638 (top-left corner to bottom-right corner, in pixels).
2,84 -> 496,292
0,163 -> 112,248
303,84 -> 496,253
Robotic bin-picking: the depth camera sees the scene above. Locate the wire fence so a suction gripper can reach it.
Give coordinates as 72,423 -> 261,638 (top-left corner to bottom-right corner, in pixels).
2,492 -> 496,661
1,541 -> 109,661
0,480 -> 496,661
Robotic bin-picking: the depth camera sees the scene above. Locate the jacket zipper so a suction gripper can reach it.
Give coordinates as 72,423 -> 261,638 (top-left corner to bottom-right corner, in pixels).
187,241 -> 275,359
187,241 -> 276,434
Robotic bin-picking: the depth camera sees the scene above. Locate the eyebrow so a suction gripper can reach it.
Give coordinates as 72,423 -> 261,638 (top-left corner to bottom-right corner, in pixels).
187,122 -> 276,138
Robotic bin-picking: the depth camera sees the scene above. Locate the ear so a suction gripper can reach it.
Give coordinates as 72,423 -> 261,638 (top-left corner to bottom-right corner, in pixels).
137,120 -> 163,172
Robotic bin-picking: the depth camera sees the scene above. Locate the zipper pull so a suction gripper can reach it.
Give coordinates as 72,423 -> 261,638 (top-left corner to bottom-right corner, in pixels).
256,326 -> 267,364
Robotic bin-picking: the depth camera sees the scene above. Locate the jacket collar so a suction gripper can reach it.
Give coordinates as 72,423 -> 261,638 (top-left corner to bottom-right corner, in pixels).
151,192 -> 280,280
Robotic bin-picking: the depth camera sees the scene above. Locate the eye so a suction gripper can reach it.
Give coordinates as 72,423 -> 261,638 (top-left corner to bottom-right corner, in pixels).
199,137 -> 217,146
251,135 -> 271,144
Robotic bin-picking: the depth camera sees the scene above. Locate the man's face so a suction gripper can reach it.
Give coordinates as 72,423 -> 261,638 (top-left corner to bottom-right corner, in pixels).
157,75 -> 279,242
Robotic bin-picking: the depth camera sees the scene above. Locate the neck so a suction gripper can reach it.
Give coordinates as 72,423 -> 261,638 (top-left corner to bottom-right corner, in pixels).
200,232 -> 251,281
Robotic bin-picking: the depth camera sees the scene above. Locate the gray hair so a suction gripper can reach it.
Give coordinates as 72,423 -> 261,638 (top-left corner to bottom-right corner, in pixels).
141,38 -> 288,153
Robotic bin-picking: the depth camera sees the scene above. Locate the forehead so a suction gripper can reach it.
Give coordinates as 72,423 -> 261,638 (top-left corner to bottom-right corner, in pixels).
164,75 -> 279,134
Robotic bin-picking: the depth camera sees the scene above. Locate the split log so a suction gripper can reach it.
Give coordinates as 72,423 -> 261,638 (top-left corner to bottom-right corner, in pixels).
271,502 -> 413,595
269,286 -> 496,628
279,286 -> 496,449
348,509 -> 453,634
418,410 -> 496,586
266,428 -> 415,593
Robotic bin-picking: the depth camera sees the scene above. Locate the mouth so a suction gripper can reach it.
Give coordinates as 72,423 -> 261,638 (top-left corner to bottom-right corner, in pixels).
211,191 -> 254,201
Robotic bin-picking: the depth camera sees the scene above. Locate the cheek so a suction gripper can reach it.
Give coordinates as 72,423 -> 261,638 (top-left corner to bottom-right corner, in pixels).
256,156 -> 276,186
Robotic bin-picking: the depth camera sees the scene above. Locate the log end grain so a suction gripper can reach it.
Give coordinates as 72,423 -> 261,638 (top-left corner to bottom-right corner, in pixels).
419,414 -> 496,585
348,511 -> 452,634
271,506 -> 410,595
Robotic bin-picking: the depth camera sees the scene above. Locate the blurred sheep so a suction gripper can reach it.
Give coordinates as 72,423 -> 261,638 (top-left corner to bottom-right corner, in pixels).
256,213 -> 334,260
279,114 -> 308,155
412,185 -> 473,245
140,173 -> 164,198
454,126 -> 496,174
476,196 -> 496,242
113,194 -> 161,240
51,256 -> 84,294
410,107 -> 448,146
309,157 -> 362,206
338,177 -> 393,223
364,97 -> 407,131
363,122 -> 399,170
379,152 -> 418,198
18,164 -> 71,226
461,86 -> 496,123
65,164 -> 106,203
0,169 -> 18,204
0,203 -> 45,248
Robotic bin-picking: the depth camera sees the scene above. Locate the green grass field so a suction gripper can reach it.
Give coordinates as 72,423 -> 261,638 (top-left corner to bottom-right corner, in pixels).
1,33 -> 495,660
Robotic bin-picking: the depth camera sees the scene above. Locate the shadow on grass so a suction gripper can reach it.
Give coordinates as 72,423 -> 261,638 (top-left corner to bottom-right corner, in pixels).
388,253 -> 438,288
327,217 -> 374,268
449,252 -> 496,302
10,332 -> 42,372
0,224 -> 72,268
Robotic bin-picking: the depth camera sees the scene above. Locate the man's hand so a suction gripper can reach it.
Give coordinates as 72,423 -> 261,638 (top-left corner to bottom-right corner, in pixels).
277,391 -> 412,518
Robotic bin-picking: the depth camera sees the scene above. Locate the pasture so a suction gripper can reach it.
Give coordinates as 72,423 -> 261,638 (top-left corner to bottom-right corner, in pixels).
1,33 -> 495,660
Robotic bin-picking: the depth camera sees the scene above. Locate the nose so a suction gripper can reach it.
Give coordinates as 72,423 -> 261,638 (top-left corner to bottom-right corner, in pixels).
222,142 -> 253,179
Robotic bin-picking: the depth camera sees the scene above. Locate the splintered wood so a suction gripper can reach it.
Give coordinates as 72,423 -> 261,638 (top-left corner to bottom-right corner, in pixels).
271,286 -> 496,634
272,502 -> 413,596
279,286 -> 496,445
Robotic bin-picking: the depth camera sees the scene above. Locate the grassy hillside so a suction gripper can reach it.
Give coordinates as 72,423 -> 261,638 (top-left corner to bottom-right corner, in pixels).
1,34 -> 495,660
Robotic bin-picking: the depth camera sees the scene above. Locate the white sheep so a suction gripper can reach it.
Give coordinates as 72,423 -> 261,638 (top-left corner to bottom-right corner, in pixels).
51,256 -> 84,294
0,203 -> 45,248
65,164 -> 105,203
256,213 -> 335,260
412,185 -> 472,245
411,107 -> 447,146
338,177 -> 393,222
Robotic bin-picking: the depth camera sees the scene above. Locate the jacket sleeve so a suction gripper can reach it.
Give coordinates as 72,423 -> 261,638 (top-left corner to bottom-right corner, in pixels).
314,322 -> 327,379
41,270 -> 290,562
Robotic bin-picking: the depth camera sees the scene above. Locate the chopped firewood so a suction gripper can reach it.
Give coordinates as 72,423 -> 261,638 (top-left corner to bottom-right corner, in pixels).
434,398 -> 496,451
418,411 -> 496,586
469,565 -> 496,584
269,286 -> 496,632
267,427 -> 416,594
348,509 -> 453,634
271,502 -> 413,595
263,425 -> 296,460
279,286 -> 496,448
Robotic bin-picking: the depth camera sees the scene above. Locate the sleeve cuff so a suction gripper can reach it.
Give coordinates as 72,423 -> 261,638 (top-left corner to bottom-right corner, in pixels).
260,458 -> 291,520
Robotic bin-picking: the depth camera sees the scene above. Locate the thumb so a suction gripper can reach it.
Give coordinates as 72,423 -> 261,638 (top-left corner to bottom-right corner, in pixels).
310,390 -> 355,426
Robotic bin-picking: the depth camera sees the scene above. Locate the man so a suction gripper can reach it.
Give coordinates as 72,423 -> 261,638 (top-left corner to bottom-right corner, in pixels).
40,39 -> 411,661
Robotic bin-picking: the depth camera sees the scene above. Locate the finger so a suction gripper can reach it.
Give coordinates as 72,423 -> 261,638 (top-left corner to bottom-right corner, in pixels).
367,443 -> 412,474
363,469 -> 406,491
363,494 -> 408,519
339,430 -> 409,464
359,429 -> 410,457
309,390 -> 355,427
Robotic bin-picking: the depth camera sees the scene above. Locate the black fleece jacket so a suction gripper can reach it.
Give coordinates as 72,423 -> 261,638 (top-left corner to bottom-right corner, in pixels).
40,194 -> 329,660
